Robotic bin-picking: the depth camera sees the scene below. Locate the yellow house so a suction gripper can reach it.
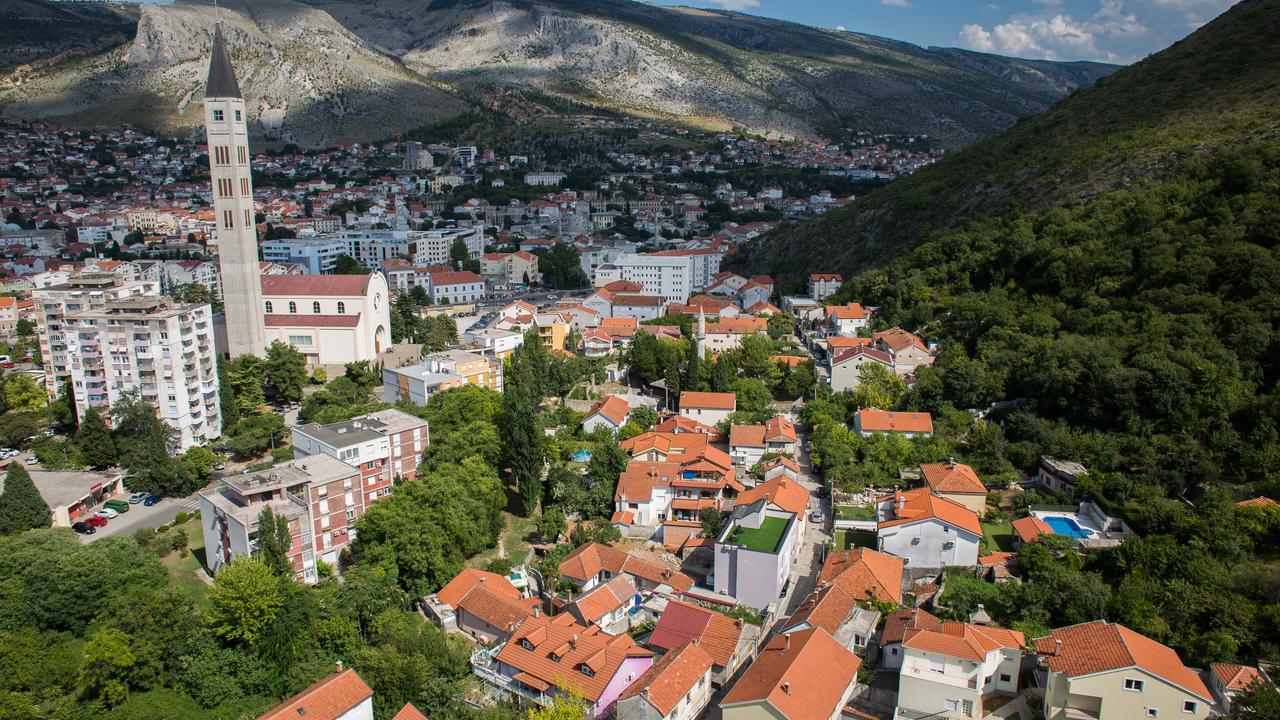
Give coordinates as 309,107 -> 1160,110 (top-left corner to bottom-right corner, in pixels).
1035,621 -> 1213,720
534,312 -> 568,352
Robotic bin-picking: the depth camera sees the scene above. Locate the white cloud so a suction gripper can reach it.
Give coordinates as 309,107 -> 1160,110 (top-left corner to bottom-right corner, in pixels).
983,3 -> 1001,12
956,0 -> 1233,63
701,0 -> 761,9
881,0 -> 910,6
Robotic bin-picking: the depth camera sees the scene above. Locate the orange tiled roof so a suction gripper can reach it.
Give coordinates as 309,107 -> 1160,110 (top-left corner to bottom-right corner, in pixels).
1034,621 -> 1212,701
785,584 -> 856,635
570,575 -> 635,623
825,302 -> 870,320
1011,516 -> 1053,544
721,628 -> 859,718
617,643 -> 714,715
877,486 -> 982,535
737,477 -> 810,516
258,669 -> 373,720
855,408 -> 934,434
920,461 -> 987,495
558,542 -> 694,593
764,416 -> 797,443
649,600 -> 746,668
392,703 -> 429,720
436,567 -> 522,608
1211,662 -> 1264,691
680,391 -> 736,410
903,621 -> 1025,661
881,608 -> 943,645
615,461 -> 681,503
652,415 -> 722,439
875,327 -> 928,353
587,395 -> 631,426
497,615 -> 653,702
705,317 -> 767,335
1235,496 -> 1279,508
817,548 -> 904,604
729,424 -> 766,448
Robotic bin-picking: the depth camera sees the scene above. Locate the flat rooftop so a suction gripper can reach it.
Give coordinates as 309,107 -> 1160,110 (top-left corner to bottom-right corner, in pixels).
8,470 -> 124,509
727,516 -> 791,553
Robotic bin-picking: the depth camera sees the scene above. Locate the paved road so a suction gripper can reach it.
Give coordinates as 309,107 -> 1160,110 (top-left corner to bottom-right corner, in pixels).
80,496 -> 191,543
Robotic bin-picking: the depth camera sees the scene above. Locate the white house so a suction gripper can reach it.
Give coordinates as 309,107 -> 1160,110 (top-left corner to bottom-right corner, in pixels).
876,487 -> 981,568
898,620 -> 1026,719
714,500 -> 800,610
829,345 -> 893,393
823,302 -> 871,336
582,395 -> 631,434
678,391 -> 736,427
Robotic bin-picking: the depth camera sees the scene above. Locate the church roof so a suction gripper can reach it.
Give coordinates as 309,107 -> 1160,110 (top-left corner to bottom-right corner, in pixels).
206,25 -> 242,99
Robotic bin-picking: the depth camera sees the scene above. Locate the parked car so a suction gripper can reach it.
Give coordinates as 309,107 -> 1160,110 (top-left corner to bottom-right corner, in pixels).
95,508 -> 118,519
0,362 -> 14,369
143,495 -> 163,507
810,510 -> 823,523
24,457 -> 37,465
128,492 -> 149,504
71,522 -> 96,535
0,448 -> 17,459
103,499 -> 129,513
84,515 -> 109,528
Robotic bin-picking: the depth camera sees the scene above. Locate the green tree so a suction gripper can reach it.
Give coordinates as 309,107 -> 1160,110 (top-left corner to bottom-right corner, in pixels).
699,507 -> 723,540
228,413 -> 286,458
630,405 -> 658,431
81,627 -> 135,707
49,379 -> 77,430
1230,679 -> 1280,720
504,332 -> 548,514
334,254 -> 370,275
207,556 -> 283,647
535,508 -> 567,543
2,375 -> 45,413
75,406 -> 118,469
0,691 -> 39,720
262,341 -> 307,402
449,237 -> 470,269
0,464 -> 51,534
255,507 -> 293,577
584,436 -> 628,519
852,363 -> 907,410
526,688 -> 587,720
222,355 -> 266,413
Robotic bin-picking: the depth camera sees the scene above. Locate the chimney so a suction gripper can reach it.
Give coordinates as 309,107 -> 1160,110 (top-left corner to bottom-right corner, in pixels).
533,606 -> 542,618
781,682 -> 791,695
335,660 -> 344,673
1054,639 -> 1062,655
948,456 -> 956,468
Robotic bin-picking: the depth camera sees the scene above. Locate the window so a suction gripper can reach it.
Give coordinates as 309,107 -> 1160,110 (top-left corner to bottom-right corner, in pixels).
337,301 -> 345,314
288,301 -> 297,314
519,639 -> 534,651
1182,701 -> 1198,714
1000,673 -> 1012,683
222,210 -> 234,229
1146,710 -> 1159,718
1125,679 -> 1146,692
234,109 -> 242,122
962,700 -> 974,717
237,145 -> 248,164
312,301 -> 321,314
265,301 -> 273,313
578,664 -> 595,677
945,700 -> 959,712
287,335 -> 312,346
212,109 -> 224,122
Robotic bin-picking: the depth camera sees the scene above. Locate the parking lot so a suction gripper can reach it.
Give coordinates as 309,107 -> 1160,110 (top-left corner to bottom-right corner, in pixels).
78,494 -> 196,542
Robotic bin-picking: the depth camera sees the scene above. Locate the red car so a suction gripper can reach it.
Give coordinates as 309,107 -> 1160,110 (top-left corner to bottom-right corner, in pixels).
83,514 -> 108,528
0,362 -> 13,369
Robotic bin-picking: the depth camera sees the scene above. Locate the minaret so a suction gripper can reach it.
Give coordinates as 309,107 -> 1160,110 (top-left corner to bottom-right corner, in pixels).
204,24 -> 266,358
695,305 -> 706,359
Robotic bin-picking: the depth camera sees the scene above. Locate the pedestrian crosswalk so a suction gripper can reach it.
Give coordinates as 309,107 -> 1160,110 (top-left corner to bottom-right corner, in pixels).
177,496 -> 201,510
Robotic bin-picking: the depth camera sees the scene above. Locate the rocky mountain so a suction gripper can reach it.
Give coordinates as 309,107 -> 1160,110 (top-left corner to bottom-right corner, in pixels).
0,0 -> 1114,147
727,0 -> 1280,288
0,0 -> 137,73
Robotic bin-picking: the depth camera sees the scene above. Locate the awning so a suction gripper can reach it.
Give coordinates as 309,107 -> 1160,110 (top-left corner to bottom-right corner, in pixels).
513,672 -> 551,693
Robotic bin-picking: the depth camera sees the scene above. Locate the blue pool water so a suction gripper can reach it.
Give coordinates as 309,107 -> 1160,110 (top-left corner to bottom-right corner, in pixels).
571,450 -> 593,462
1044,516 -> 1093,539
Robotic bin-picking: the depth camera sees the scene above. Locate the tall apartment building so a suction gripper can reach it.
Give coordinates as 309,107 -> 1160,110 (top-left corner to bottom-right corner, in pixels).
204,24 -> 266,358
594,253 -> 696,304
199,455 -> 361,584
328,228 -> 484,269
32,274 -> 159,396
403,141 -> 433,171
33,275 -> 221,448
292,409 -> 429,490
382,349 -> 503,405
260,236 -> 346,274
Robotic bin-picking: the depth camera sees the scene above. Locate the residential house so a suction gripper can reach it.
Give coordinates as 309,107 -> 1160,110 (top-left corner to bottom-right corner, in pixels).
1036,456 -> 1089,499
489,614 -> 654,717
257,666 -> 374,720
558,542 -> 695,598
760,456 -> 801,484
424,567 -> 534,644
678,391 -> 736,427
1209,663 -> 1268,713
721,628 -> 861,720
383,350 -> 503,404
714,500 -> 800,610
817,548 -> 904,608
853,408 -> 934,438
735,476 -> 811,540
808,273 -> 843,300
292,408 -> 429,489
829,345 -> 894,393
823,302 -> 871,337
897,621 -> 1025,720
701,317 -> 767,353
875,487 -> 982,568
874,327 -> 934,377
728,416 -> 797,468
583,395 -> 632,434
426,270 -> 485,305
648,599 -> 757,687
652,415 -> 722,441
466,327 -> 524,359
920,460 -> 989,515
615,644 -> 715,720
565,574 -> 638,634
880,608 -> 944,670
612,437 -> 739,549
1034,621 -> 1213,720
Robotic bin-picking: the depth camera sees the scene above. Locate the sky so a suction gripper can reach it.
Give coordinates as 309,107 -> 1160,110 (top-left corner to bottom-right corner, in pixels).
648,0 -> 1237,64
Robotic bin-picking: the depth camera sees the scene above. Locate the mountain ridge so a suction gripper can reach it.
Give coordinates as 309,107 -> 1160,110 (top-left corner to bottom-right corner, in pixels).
0,0 -> 1113,147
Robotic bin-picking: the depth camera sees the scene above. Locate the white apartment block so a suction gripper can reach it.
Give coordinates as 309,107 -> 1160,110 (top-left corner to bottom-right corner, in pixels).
260,236 -> 346,275
328,228 -> 484,269
594,253 -> 695,304
63,294 -> 222,449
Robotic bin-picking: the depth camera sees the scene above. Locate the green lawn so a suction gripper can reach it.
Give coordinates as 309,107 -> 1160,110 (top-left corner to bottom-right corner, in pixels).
728,516 -> 791,553
468,513 -> 536,569
161,517 -> 212,609
981,521 -> 1015,554
835,505 -> 876,521
835,529 -> 877,551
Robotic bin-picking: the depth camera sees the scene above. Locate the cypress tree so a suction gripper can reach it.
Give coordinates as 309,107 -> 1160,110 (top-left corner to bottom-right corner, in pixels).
76,407 -> 118,470
0,463 -> 51,534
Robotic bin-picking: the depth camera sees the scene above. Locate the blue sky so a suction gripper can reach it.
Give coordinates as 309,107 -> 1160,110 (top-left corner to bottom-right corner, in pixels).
648,0 -> 1236,64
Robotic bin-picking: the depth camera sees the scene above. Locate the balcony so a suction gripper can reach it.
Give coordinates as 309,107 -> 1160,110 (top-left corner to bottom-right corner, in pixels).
901,661 -> 979,690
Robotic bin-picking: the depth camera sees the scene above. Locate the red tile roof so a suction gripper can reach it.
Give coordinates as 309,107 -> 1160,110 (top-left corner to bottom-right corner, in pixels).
264,314 -> 361,328
586,395 -> 631,427
736,477 -> 810,516
817,548 -> 904,604
874,327 -> 928,353
764,416 -> 797,443
680,391 -> 736,410
1011,516 -> 1053,544
832,345 -> 893,366
881,608 -> 943,645
729,424 -> 766,448
854,408 -> 933,434
825,303 -> 870,320
1034,621 -> 1212,701
1235,496 -> 1279,508
260,274 -> 371,297
497,615 -> 653,702
903,622 -> 1025,661
428,270 -> 484,286
1211,662 -> 1264,691
920,461 -> 987,495
392,703 -> 429,720
558,542 -> 694,593
722,628 -> 860,718
785,584 -> 856,635
570,574 -> 635,623
705,317 -> 767,335
877,486 -> 982,535
601,279 -> 644,293
615,461 -> 681,504
435,568 -> 532,631
618,643 -> 713,716
257,668 -> 373,720
649,600 -> 745,668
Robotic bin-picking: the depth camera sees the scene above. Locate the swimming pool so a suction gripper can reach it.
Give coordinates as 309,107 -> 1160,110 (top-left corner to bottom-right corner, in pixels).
1044,516 -> 1094,539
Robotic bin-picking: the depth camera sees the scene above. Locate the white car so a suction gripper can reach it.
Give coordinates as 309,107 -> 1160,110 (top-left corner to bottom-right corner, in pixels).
95,507 -> 118,519
24,457 -> 38,465
0,449 -> 16,459
128,492 -> 149,504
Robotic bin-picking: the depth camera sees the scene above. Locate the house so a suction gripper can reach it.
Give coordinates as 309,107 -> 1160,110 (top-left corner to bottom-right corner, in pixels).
615,644 -> 715,720
920,460 -> 988,515
566,574 -> 638,634
823,302 -> 871,336
714,500 -> 801,610
583,395 -> 632,434
874,327 -> 934,377
701,317 -> 767,353
1036,456 -> 1089,499
257,665 -> 374,720
721,628 -> 861,720
489,614 -> 654,717
779,583 -> 880,656
652,414 -> 722,440
853,408 -> 934,438
728,424 -> 767,467
880,608 -> 944,669
648,599 -> 757,687
760,456 -> 801,484
875,487 -> 982,568
817,548 -> 904,606
1034,621 -> 1213,720
829,345 -> 893,393
735,476 -> 811,538
763,416 -> 799,455
425,567 -> 534,644
612,441 -> 739,545
897,620 -> 1026,720
1011,516 -> 1054,548
808,273 -> 843,300
1209,662 -> 1268,713
558,542 -> 695,597
678,391 -> 736,426
583,328 -> 615,357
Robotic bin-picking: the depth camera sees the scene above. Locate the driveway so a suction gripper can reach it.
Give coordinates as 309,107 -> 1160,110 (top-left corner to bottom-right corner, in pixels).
80,495 -> 194,542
